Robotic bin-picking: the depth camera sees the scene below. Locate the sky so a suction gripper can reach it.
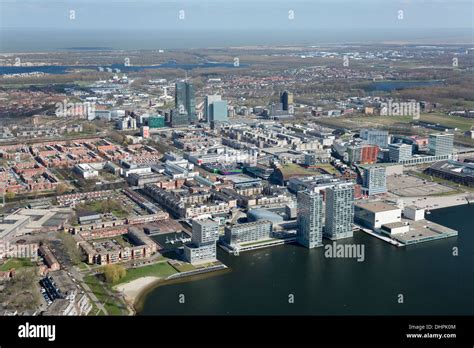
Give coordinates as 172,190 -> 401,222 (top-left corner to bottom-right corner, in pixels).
1,0 -> 473,31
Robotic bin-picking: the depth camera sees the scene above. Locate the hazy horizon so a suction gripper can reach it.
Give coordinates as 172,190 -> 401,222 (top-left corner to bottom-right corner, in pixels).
0,0 -> 472,52
0,28 -> 472,53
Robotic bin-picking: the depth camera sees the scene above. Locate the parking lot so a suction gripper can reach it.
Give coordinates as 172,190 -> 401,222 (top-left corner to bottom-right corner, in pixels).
387,174 -> 454,197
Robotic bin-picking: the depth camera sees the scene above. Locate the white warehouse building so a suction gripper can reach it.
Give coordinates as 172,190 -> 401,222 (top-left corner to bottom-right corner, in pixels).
354,201 -> 402,231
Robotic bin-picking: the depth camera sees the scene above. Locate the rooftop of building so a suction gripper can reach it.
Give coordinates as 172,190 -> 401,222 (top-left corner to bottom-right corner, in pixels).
390,218 -> 458,245
429,160 -> 474,178
227,219 -> 272,229
355,201 -> 400,213
247,209 -> 284,223
382,221 -> 409,229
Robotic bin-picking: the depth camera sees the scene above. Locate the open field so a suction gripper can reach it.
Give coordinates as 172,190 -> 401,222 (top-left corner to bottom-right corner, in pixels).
113,261 -> 178,286
312,163 -> 339,175
312,113 -> 474,132
83,274 -> 128,315
0,258 -> 34,271
280,163 -> 317,176
76,199 -> 131,218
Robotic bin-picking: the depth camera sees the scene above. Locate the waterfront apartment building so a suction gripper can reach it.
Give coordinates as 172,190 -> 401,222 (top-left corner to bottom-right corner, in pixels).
428,133 -> 454,156
184,219 -> 219,264
297,190 -> 323,248
388,143 -> 412,163
324,183 -> 355,240
362,166 -> 387,196
224,220 -> 272,246
183,242 -> 217,265
360,129 -> 389,148
191,219 -> 219,245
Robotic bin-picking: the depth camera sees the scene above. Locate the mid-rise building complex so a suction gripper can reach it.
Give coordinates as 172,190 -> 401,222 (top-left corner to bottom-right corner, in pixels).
362,166 -> 387,196
428,133 -> 454,156
184,219 -> 219,264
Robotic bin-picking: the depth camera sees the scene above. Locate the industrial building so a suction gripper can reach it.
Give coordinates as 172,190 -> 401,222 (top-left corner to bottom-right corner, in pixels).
354,201 -> 401,230
426,160 -> 474,187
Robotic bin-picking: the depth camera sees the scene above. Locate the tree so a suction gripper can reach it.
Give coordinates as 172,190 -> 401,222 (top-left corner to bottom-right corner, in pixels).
109,131 -> 125,144
55,183 -> 68,196
102,264 -> 127,283
83,123 -> 97,134
5,191 -> 15,201
58,232 -> 83,265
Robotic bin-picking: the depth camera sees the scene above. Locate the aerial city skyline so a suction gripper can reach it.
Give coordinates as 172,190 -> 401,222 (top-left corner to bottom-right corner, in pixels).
0,0 -> 472,346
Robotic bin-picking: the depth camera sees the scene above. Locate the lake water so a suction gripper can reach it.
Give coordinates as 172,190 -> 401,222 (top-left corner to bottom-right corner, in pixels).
366,80 -> 444,92
139,204 -> 473,315
0,61 -> 241,75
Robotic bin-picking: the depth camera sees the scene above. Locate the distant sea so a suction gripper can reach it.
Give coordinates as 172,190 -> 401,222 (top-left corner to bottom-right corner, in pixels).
0,28 -> 472,53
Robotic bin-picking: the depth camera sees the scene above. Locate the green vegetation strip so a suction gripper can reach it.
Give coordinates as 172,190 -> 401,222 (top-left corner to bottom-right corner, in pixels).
0,258 -> 34,271
170,263 -> 196,273
84,274 -> 127,315
77,199 -> 130,218
113,262 -> 178,286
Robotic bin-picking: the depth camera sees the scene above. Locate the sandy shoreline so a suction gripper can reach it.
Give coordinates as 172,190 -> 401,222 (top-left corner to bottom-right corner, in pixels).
114,276 -> 162,307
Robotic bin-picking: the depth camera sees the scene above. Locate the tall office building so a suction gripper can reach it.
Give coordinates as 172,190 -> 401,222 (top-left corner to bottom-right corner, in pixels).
297,190 -> 323,248
184,219 -> 219,264
324,183 -> 355,240
280,91 -> 294,112
428,133 -> 454,156
170,108 -> 189,127
204,95 -> 222,122
360,129 -> 389,148
175,81 -> 196,124
362,166 -> 387,196
210,100 -> 228,124
388,143 -> 412,162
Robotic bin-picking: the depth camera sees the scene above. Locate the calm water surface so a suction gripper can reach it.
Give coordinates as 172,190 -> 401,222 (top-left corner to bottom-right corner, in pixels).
139,205 -> 473,315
